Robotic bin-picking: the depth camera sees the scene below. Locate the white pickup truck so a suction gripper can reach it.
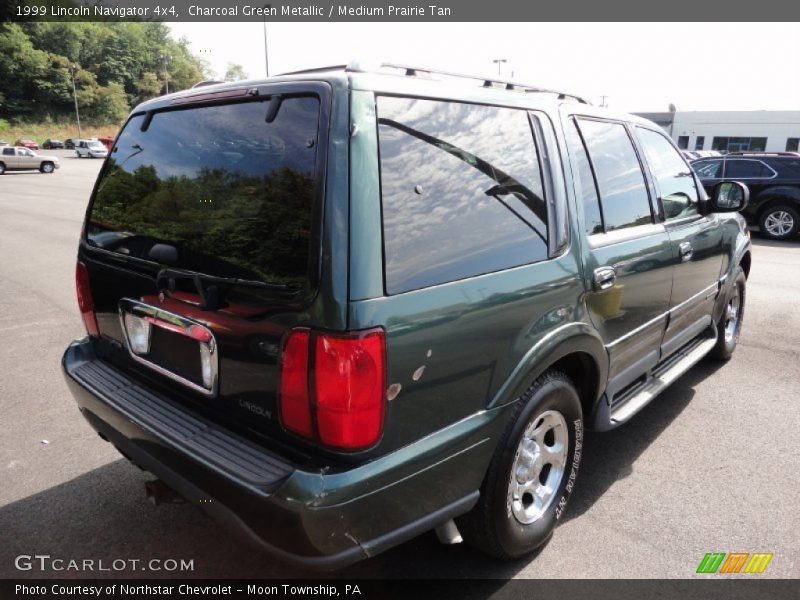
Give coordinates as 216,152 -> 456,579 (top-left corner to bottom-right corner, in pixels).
0,146 -> 60,174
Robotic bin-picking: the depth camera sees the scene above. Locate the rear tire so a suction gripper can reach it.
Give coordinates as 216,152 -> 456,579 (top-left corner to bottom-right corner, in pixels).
759,205 -> 799,240
40,162 -> 54,174
709,266 -> 746,361
457,370 -> 583,559
0,162 -> 5,175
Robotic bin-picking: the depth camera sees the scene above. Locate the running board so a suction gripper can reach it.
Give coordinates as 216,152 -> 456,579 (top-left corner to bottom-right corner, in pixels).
590,328 -> 718,431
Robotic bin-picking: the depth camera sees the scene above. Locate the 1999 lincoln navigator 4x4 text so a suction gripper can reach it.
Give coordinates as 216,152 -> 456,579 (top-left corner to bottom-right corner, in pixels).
62,63 -> 752,569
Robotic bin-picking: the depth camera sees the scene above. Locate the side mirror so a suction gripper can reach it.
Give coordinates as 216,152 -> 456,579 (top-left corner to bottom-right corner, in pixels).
710,181 -> 749,212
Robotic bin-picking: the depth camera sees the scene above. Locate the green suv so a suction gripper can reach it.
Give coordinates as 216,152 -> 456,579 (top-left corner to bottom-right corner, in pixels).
62,63 -> 752,569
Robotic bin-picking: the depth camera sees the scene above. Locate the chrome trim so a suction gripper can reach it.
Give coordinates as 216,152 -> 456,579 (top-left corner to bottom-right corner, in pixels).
669,282 -> 718,316
587,223 -> 666,249
118,298 -> 218,397
606,312 -> 667,350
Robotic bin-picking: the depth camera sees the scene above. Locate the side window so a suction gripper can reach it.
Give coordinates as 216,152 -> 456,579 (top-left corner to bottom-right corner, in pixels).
725,159 -> 774,179
693,159 -> 723,178
377,96 -> 548,294
576,119 -> 652,232
2,148 -> 14,156
637,127 -> 699,220
565,118 -> 603,235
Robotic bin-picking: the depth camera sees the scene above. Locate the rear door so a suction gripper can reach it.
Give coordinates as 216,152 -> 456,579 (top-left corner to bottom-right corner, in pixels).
2,147 -> 17,168
79,84 -> 333,452
565,116 -> 673,398
635,126 -> 723,357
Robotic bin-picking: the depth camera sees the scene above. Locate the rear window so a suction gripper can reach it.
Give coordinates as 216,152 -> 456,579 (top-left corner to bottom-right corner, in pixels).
87,96 -> 321,291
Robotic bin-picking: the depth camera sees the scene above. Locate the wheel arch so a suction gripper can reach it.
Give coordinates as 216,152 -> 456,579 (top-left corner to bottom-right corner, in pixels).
488,323 -> 608,420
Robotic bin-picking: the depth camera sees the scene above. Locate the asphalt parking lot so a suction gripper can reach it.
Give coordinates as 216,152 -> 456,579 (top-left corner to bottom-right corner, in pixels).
0,150 -> 798,579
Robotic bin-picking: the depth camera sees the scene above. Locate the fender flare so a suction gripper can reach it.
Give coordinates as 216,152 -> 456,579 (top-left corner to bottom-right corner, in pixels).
488,321 -> 608,414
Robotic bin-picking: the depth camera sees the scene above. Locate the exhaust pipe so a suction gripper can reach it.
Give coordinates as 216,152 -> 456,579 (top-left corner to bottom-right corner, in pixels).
435,519 -> 463,545
144,479 -> 185,506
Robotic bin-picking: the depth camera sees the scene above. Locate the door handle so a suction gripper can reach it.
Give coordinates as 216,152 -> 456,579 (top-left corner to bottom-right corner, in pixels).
679,241 -> 693,262
593,266 -> 617,291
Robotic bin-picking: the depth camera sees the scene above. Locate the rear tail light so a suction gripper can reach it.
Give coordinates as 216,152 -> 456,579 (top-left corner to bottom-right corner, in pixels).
75,261 -> 99,337
279,328 -> 386,451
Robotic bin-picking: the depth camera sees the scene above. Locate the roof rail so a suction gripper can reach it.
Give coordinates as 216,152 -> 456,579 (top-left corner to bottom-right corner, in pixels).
726,151 -> 800,157
278,61 -> 590,104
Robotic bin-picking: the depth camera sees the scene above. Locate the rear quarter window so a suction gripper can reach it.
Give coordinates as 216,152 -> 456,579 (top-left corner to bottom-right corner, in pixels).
377,96 -> 548,294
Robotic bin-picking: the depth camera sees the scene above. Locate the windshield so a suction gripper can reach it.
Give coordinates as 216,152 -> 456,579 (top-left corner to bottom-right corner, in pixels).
86,95 -> 321,291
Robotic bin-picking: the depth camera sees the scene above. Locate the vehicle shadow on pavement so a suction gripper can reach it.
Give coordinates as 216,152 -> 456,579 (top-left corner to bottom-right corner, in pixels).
563,358 -> 726,523
750,236 -> 800,248
0,456 -> 526,580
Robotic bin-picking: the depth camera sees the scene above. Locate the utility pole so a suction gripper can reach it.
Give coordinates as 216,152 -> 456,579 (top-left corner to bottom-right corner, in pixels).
68,64 -> 82,139
161,54 -> 171,94
492,58 -> 507,76
263,4 -> 271,77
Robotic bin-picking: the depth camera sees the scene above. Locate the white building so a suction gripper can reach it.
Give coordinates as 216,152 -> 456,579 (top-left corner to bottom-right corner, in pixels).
634,111 -> 800,153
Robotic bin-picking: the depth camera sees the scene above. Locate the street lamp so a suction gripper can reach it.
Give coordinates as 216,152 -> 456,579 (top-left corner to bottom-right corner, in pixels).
263,4 -> 271,77
161,54 -> 171,94
68,63 -> 82,139
492,58 -> 507,76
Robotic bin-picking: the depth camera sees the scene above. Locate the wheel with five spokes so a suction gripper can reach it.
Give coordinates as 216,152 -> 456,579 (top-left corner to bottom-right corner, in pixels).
759,205 -> 799,240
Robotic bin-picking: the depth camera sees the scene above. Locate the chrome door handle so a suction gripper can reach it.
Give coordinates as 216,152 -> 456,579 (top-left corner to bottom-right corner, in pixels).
593,266 -> 617,291
679,241 -> 693,262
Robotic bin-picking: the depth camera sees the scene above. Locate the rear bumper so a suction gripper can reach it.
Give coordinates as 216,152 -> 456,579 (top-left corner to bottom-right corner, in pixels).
62,338 -> 499,570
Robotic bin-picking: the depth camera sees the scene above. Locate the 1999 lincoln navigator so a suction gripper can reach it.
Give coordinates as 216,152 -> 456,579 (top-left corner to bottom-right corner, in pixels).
62,63 -> 752,569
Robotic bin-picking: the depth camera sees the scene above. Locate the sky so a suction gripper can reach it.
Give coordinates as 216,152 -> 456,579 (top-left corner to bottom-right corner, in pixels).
168,22 -> 800,113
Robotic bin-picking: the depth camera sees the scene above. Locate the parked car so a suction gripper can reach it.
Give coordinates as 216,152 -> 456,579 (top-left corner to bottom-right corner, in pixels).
15,139 -> 39,150
681,150 -> 700,160
75,139 -> 108,158
0,140 -> 8,147
64,138 -> 76,149
692,153 -> 800,239
97,136 -> 114,150
62,64 -> 752,569
0,146 -> 60,174
42,138 -> 65,149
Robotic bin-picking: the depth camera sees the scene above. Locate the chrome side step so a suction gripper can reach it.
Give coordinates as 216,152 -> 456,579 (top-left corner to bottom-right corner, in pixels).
607,331 -> 717,427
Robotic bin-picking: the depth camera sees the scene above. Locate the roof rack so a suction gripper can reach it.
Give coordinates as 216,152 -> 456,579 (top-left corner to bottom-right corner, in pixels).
279,61 -> 590,104
726,151 -> 800,157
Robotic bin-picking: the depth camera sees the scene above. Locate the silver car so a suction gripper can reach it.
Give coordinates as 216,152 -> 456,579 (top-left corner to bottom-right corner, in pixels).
76,139 -> 108,158
0,146 -> 60,174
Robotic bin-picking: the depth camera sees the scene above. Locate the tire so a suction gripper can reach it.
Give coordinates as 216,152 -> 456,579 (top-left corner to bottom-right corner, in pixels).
759,205 -> 799,240
40,162 -> 54,174
457,370 -> 583,559
709,266 -> 746,361
0,162 -> 5,175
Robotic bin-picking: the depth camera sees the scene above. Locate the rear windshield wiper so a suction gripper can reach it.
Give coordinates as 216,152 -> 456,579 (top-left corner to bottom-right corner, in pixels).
156,267 -> 294,311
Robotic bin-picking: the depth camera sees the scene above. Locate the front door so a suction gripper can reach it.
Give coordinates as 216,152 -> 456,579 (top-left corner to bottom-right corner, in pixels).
635,126 -> 724,357
565,116 -> 674,397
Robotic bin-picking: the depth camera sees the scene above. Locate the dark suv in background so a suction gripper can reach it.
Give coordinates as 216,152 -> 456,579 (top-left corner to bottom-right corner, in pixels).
692,152 -> 800,240
62,63 -> 752,569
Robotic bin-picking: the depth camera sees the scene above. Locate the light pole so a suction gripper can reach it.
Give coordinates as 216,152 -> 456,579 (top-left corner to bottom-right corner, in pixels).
492,58 -> 507,76
161,54 -> 171,94
68,63 -> 82,139
263,4 -> 271,77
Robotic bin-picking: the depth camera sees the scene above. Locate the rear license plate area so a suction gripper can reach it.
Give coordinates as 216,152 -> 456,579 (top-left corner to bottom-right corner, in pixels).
148,326 -> 203,386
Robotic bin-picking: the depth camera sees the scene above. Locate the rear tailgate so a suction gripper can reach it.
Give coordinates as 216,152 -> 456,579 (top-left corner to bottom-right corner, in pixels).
79,83 -> 333,458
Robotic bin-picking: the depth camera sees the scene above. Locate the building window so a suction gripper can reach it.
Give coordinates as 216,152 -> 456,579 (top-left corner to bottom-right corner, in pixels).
677,136 -> 689,149
787,138 -> 799,152
711,137 -> 768,153
695,136 -> 705,150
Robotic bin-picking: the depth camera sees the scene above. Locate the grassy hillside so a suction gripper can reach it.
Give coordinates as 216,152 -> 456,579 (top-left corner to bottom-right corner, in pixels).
0,119 -> 120,144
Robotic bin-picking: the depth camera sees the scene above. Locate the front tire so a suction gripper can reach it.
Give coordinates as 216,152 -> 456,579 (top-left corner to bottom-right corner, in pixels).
0,162 -> 5,175
457,370 -> 583,559
709,266 -> 746,361
759,205 -> 799,240
40,162 -> 54,174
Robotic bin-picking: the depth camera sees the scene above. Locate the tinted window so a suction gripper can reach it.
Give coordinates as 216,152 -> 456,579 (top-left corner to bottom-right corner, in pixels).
677,136 -> 689,149
725,159 -> 774,179
695,136 -> 705,151
377,96 -> 548,294
693,159 -> 723,178
565,118 -> 603,235
637,127 -> 699,220
577,119 -> 652,231
2,148 -> 13,156
88,96 -> 320,290
787,138 -> 799,152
